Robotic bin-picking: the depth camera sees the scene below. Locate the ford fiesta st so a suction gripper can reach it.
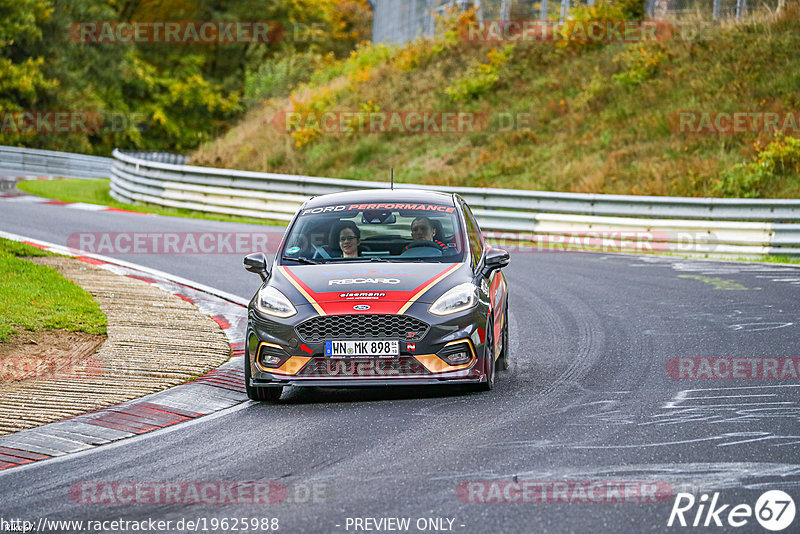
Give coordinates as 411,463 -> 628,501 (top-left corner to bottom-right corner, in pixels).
243,189 -> 510,401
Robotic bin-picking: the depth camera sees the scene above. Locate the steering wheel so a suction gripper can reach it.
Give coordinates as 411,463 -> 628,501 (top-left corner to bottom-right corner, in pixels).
405,240 -> 442,250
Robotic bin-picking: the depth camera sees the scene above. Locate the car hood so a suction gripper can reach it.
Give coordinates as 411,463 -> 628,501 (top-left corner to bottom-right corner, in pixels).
273,262 -> 468,315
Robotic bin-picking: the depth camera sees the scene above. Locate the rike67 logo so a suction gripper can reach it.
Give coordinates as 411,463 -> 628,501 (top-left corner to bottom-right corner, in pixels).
668,490 -> 795,531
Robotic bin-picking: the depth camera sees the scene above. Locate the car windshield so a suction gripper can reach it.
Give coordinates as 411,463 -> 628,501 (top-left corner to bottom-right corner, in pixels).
280,201 -> 466,264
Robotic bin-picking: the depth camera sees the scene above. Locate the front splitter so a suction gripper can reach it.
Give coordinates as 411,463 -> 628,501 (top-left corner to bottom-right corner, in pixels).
251,377 -> 484,388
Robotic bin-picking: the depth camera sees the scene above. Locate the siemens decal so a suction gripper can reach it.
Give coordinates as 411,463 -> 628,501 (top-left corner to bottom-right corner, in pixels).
328,278 -> 401,286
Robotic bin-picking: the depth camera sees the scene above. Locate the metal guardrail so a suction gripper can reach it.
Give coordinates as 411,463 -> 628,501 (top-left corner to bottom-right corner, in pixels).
0,146 -> 112,179
119,151 -> 189,165
111,150 -> 800,258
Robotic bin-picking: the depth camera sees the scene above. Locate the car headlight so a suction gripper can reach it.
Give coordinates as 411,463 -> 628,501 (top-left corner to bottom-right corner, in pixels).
255,286 -> 297,317
429,283 -> 478,316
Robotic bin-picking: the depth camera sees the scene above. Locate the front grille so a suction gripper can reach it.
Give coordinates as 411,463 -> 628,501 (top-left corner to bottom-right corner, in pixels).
297,357 -> 428,377
295,314 -> 429,343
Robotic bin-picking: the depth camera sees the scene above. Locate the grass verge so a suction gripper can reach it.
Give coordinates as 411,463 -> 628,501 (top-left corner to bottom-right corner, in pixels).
17,178 -> 289,227
0,238 -> 107,341
737,255 -> 800,265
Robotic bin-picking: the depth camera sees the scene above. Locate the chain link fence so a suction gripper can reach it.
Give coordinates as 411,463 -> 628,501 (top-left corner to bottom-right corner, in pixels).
370,0 -> 788,44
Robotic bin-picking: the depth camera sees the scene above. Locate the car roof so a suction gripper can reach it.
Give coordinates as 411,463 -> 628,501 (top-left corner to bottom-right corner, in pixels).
302,188 -> 456,209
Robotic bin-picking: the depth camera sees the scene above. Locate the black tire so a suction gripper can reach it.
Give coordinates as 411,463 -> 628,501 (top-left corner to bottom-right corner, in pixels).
474,315 -> 496,391
498,300 -> 509,371
244,349 -> 283,402
249,386 -> 283,402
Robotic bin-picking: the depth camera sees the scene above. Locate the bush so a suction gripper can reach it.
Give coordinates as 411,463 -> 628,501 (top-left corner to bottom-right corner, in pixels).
309,42 -> 395,87
559,1 -> 629,51
245,53 -> 323,104
712,135 -> 800,197
394,38 -> 447,72
445,44 -> 515,101
434,5 -> 479,45
612,45 -> 667,88
616,0 -> 646,20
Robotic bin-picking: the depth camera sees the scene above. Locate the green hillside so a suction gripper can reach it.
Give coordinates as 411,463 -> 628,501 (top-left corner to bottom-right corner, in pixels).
191,3 -> 800,198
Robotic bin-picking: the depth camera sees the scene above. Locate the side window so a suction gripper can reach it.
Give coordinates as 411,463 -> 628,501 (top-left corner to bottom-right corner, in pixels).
460,201 -> 484,269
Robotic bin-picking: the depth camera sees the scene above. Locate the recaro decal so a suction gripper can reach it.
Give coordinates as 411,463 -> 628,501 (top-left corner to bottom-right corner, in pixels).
328,278 -> 401,286
323,270 -> 412,277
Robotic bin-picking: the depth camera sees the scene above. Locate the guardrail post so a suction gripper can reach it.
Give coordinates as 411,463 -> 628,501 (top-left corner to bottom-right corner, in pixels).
560,0 -> 570,22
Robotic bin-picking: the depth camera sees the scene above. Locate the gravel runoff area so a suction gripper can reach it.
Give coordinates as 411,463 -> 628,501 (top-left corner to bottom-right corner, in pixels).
0,256 -> 231,435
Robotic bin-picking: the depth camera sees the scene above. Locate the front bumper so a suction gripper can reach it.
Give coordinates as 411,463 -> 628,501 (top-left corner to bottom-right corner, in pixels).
246,305 -> 487,387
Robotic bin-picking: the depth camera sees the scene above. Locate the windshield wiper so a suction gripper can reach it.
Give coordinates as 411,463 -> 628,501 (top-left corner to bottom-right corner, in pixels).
281,256 -> 319,265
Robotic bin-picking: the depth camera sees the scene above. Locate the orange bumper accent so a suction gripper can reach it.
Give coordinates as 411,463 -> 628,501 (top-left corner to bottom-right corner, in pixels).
255,342 -> 311,375
413,354 -> 476,374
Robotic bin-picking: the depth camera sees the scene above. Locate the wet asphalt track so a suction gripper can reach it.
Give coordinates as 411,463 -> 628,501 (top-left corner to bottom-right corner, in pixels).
1,198 -> 799,533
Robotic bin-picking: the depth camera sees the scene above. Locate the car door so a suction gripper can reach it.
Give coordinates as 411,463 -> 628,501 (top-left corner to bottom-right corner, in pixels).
459,196 -> 507,360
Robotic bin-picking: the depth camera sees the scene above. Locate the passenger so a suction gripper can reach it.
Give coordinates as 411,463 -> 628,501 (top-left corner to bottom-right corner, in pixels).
405,216 -> 448,252
337,221 -> 361,258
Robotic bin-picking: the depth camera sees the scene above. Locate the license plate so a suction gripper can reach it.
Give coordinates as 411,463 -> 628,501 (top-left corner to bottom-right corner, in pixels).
324,339 -> 399,358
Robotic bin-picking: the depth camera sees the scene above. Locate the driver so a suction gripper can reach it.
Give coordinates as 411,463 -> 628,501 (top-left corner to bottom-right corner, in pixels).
405,216 -> 448,252
337,221 -> 361,258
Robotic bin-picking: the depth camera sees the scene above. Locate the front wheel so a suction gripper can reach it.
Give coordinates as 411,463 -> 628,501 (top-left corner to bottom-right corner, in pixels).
474,316 -> 495,392
248,385 -> 283,402
244,349 -> 283,402
498,300 -> 509,371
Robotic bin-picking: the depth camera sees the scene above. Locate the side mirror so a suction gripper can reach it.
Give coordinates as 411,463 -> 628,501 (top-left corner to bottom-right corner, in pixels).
243,252 -> 269,281
483,248 -> 510,275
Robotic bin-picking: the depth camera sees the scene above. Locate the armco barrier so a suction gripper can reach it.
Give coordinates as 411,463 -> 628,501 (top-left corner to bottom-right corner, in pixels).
0,146 -> 112,179
2,146 -> 797,258
110,150 -> 800,258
